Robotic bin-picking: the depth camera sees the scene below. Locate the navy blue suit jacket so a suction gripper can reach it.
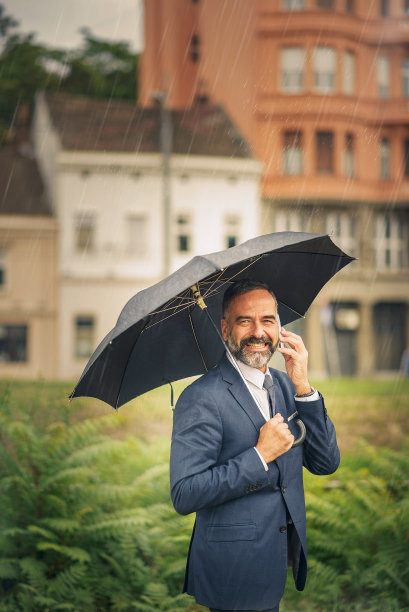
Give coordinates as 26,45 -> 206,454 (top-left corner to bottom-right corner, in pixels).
169,355 -> 340,610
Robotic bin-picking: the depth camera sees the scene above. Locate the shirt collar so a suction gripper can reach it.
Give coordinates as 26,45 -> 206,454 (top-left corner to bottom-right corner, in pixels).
226,351 -> 272,389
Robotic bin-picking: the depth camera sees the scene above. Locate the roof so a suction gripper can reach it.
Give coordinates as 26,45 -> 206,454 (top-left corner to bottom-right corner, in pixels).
44,93 -> 254,159
0,143 -> 52,216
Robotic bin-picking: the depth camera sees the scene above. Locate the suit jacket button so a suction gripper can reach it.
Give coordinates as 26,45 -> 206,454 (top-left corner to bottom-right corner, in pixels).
281,486 -> 286,494
280,525 -> 287,533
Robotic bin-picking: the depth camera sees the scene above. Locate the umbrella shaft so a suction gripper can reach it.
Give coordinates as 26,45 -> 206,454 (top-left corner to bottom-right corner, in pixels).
203,309 -> 268,422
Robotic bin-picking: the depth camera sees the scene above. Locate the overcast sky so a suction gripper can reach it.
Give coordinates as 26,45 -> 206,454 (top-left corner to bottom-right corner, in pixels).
2,0 -> 144,51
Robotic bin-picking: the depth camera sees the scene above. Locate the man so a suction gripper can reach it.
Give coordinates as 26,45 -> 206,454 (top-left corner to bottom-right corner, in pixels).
170,279 -> 339,612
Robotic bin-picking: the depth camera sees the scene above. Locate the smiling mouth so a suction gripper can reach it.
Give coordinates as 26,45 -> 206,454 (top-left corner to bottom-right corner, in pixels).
244,341 -> 270,350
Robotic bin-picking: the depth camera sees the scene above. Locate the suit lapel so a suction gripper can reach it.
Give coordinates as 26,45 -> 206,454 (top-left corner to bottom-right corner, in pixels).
219,354 -> 266,432
219,357 -> 291,480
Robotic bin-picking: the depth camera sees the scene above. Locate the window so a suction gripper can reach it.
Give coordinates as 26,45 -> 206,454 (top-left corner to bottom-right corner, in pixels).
380,138 -> 390,180
176,214 -> 191,253
275,211 -> 303,232
0,325 -> 27,362
405,0 -> 409,16
313,47 -> 336,93
325,212 -> 358,258
283,0 -> 305,9
377,56 -> 390,98
343,51 -> 356,95
190,34 -> 200,63
404,139 -> 409,178
344,133 -> 355,178
402,58 -> 409,97
0,249 -> 7,290
317,0 -> 335,8
75,316 -> 95,359
346,0 -> 355,13
76,212 -> 95,252
380,0 -> 389,16
281,47 -> 305,93
373,303 -> 406,371
316,131 -> 334,174
374,215 -> 408,270
126,215 -> 147,256
283,131 -> 303,175
224,215 -> 241,248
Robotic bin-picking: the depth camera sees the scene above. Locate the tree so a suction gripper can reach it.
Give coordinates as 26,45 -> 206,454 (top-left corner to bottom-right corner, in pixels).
0,4 -> 138,143
62,28 -> 138,101
0,32 -> 62,136
0,3 -> 17,38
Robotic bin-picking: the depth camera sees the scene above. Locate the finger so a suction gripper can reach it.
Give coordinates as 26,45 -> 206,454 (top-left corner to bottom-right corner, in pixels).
280,335 -> 304,351
278,346 -> 299,358
281,328 -> 302,341
270,413 -> 284,423
281,427 -> 293,438
281,329 -> 306,349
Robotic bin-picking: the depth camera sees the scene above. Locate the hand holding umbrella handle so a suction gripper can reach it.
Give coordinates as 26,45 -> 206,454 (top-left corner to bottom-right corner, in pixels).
292,418 -> 306,448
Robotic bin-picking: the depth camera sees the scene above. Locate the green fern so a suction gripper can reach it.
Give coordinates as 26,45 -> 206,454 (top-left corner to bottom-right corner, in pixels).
1,384 -> 408,611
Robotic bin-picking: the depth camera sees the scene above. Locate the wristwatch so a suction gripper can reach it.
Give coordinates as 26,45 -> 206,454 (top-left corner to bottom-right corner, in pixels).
295,387 -> 316,398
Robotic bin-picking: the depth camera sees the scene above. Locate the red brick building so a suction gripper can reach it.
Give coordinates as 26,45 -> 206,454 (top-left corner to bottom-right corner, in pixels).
140,0 -> 409,377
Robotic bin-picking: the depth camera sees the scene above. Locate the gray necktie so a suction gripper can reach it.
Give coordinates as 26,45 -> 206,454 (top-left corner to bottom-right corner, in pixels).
263,375 -> 276,417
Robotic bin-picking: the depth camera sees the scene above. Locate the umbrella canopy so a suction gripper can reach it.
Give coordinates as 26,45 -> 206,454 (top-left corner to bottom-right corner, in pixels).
70,232 -> 355,408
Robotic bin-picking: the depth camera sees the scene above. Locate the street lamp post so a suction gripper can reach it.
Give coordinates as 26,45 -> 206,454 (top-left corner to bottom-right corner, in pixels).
151,91 -> 172,278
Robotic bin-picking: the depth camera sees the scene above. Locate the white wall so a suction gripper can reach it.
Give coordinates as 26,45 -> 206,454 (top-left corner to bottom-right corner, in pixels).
59,279 -> 150,380
171,160 -> 261,271
54,151 -> 262,379
57,165 -> 163,281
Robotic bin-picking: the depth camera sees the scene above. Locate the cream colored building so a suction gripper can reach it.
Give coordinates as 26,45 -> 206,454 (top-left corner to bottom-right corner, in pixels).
32,92 -> 262,380
0,145 -> 58,379
140,0 -> 409,377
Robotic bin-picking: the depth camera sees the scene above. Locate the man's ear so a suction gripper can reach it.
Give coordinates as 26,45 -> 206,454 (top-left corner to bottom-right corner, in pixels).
221,318 -> 228,342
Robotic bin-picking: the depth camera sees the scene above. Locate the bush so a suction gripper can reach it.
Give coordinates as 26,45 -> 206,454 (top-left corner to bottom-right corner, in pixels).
0,383 -> 408,611
0,392 -> 193,611
282,442 -> 409,611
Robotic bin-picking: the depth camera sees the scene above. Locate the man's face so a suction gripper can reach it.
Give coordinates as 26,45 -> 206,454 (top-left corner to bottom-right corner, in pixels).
221,289 -> 280,372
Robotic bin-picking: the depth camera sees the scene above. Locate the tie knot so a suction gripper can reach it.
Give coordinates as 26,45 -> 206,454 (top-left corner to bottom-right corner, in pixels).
263,375 -> 274,391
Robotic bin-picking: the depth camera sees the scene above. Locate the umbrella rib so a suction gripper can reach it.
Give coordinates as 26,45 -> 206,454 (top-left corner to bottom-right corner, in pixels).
201,255 -> 265,300
146,255 -> 266,330
200,268 -> 229,297
114,317 -> 151,409
277,300 -> 305,319
188,306 -> 208,373
149,293 -> 195,316
142,301 -> 195,331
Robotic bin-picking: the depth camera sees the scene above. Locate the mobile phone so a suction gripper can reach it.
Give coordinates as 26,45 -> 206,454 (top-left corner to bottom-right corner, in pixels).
277,315 -> 283,349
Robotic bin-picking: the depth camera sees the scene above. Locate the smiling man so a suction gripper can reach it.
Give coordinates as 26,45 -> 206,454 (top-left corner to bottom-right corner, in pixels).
170,279 -> 340,612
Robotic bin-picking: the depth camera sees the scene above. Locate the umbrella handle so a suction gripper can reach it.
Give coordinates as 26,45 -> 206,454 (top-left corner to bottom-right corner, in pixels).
292,418 -> 306,448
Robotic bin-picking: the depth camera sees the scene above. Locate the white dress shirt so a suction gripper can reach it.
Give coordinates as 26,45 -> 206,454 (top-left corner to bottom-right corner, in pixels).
226,351 -> 319,470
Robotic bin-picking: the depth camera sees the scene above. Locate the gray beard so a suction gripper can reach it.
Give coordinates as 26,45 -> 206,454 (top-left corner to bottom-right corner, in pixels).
226,333 -> 278,369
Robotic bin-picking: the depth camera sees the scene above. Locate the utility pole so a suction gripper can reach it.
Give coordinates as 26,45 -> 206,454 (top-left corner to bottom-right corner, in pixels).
151,91 -> 172,278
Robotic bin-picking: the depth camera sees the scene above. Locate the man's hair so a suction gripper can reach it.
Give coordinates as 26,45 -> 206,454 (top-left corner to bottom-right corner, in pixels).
222,279 -> 277,318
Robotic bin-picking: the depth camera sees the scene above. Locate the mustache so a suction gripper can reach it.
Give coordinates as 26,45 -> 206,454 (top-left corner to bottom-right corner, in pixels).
240,335 -> 273,348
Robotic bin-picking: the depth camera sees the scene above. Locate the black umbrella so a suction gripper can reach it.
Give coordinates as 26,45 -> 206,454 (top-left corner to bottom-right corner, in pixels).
70,232 -> 354,410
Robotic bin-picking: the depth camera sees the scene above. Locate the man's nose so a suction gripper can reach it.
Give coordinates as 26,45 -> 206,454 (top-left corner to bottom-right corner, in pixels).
251,321 -> 265,337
